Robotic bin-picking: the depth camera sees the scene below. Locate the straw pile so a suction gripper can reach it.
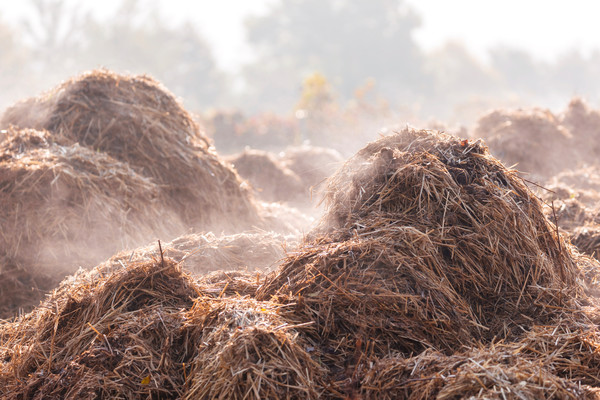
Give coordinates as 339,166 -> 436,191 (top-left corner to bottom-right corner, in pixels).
473,108 -> 575,178
0,256 -> 324,399
542,166 -> 600,259
279,145 -> 344,193
5,128 -> 600,398
255,129 -> 600,397
0,259 -> 195,398
226,149 -> 305,203
560,97 -> 600,159
359,337 -> 599,399
544,198 -> 600,230
183,297 -> 323,399
0,126 -> 183,317
1,69 -> 261,230
571,226 -> 600,260
259,129 -> 584,357
546,166 -> 600,207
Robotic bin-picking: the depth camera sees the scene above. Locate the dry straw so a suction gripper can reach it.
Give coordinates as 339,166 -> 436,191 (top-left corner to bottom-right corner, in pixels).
474,108 -> 575,178
0,256 -> 322,399
571,226 -> 600,260
183,297 -> 324,399
0,127 -> 182,316
4,129 -> 600,399
1,69 -> 262,231
260,129 -> 584,357
0,259 -> 198,398
226,148 -> 305,203
359,345 -> 594,399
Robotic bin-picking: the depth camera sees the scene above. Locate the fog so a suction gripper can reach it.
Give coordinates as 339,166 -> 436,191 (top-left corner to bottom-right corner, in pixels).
1,0 -> 600,132
5,3 -> 600,396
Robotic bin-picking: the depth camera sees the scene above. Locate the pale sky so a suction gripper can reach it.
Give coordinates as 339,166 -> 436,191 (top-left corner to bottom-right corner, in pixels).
1,0 -> 600,71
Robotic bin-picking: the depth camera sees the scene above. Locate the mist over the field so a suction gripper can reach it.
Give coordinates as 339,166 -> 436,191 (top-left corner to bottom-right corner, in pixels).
5,2 -> 600,398
2,0 -> 599,133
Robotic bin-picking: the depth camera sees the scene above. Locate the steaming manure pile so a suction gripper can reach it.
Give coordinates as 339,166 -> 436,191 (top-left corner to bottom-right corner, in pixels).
225,145 -> 344,207
226,148 -> 305,203
0,70 -> 273,317
1,69 -> 262,230
474,99 -> 600,184
560,97 -> 600,160
474,108 -> 575,179
542,166 -> 600,261
3,129 -> 600,399
279,144 -> 344,193
0,127 -> 182,316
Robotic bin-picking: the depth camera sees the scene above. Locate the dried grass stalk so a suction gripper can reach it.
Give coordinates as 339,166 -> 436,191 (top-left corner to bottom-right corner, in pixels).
0,259 -> 197,398
0,257 -> 324,399
360,345 -> 597,400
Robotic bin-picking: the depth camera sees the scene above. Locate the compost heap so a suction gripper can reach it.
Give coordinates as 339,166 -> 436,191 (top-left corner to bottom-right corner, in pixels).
0,127 -> 182,317
226,148 -> 305,203
546,165 -> 600,209
1,69 -> 261,231
278,145 -> 344,193
474,108 -> 576,179
3,129 -> 600,399
258,129 -> 600,397
560,97 -> 600,160
543,166 -> 600,261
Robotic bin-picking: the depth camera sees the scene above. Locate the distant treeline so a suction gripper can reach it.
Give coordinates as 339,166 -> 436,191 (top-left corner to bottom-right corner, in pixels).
1,0 -> 599,124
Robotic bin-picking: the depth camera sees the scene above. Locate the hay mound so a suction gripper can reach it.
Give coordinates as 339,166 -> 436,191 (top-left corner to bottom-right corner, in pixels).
550,165 -> 600,193
0,258 -> 323,399
473,108 -> 574,178
560,97 -> 600,158
357,318 -> 600,398
183,297 -> 323,399
545,166 -> 600,208
0,259 -> 197,398
1,69 -> 261,230
226,148 -> 305,203
279,145 -> 344,193
545,198 -> 600,230
5,128 -> 600,398
571,226 -> 600,260
259,129 -> 583,356
0,126 -> 181,266
0,127 -> 185,317
360,338 -> 599,399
